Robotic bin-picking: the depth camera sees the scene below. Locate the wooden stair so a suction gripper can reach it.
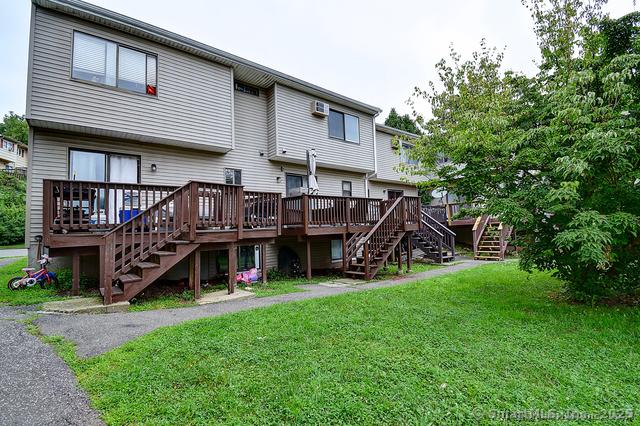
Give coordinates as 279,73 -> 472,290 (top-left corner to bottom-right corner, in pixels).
344,197 -> 408,279
412,209 -> 456,263
473,217 -> 512,261
100,182 -> 201,304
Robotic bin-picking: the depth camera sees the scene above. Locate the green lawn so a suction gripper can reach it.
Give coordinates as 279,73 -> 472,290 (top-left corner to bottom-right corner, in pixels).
63,262 -> 640,424
0,242 -> 26,251
0,257 -> 68,305
248,262 -> 440,298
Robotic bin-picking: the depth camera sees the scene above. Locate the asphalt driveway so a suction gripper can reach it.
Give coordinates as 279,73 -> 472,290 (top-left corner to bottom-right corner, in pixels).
0,307 -> 103,426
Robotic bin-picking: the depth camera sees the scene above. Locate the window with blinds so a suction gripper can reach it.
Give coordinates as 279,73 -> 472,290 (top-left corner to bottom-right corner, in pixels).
72,32 -> 157,96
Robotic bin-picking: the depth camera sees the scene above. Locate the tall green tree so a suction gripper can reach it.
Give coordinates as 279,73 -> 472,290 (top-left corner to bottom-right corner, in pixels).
0,173 -> 26,245
412,2 -> 640,299
0,112 -> 28,144
384,108 -> 422,135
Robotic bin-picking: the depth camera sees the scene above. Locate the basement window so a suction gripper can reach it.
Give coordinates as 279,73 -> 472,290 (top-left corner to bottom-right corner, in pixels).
331,239 -> 343,262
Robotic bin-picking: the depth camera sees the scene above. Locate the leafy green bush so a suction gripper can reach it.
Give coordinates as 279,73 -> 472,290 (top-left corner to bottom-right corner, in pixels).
266,267 -> 288,281
0,173 -> 26,246
56,267 -> 97,291
412,6 -> 640,299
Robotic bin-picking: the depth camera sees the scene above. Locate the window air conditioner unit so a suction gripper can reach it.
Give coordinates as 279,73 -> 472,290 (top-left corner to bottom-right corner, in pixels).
311,100 -> 330,117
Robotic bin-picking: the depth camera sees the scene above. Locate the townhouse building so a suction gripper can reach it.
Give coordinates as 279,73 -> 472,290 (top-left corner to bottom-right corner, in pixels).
26,0 -> 446,304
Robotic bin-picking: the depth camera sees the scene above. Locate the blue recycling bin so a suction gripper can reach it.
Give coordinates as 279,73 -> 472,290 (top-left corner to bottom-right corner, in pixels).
119,209 -> 140,223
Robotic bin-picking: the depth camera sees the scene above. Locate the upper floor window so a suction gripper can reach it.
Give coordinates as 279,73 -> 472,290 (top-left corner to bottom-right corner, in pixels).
328,109 -> 359,143
72,32 -> 157,96
224,168 -> 242,185
400,142 -> 419,166
2,140 -> 15,152
234,82 -> 259,96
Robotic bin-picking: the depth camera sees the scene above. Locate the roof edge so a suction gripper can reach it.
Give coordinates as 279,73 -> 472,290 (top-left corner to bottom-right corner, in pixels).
33,0 -> 382,115
375,123 -> 418,139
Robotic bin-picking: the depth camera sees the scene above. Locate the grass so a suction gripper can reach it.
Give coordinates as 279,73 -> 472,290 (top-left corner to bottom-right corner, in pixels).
243,262 -> 440,298
63,262 -> 640,424
0,242 -> 26,251
128,292 -> 198,312
0,257 -> 69,306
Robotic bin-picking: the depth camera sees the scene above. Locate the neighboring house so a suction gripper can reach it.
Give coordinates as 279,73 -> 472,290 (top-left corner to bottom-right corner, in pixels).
0,135 -> 28,171
25,0 -> 449,304
369,124 -> 420,200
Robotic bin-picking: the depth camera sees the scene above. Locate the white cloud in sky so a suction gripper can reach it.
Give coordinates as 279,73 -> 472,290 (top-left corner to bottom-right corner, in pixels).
0,0 -> 635,121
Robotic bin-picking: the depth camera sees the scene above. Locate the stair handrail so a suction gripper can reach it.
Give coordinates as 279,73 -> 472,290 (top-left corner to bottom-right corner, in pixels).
472,215 -> 491,256
100,181 -> 195,303
421,210 -> 456,258
422,211 -> 456,237
498,223 -> 513,260
345,196 -> 404,263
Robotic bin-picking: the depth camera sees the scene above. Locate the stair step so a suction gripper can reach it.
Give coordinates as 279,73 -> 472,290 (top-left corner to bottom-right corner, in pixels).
170,240 -> 191,245
475,255 -> 502,260
100,285 -> 124,296
137,262 -> 160,269
345,270 -> 366,276
152,250 -> 176,257
119,273 -> 142,284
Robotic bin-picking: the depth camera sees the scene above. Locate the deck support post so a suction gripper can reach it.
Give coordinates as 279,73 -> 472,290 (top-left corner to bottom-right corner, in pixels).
100,236 -> 114,305
261,243 -> 267,284
341,233 -> 347,273
406,233 -> 412,273
306,237 -> 312,281
228,243 -> 237,294
71,251 -> 80,296
189,248 -> 201,299
397,241 -> 403,275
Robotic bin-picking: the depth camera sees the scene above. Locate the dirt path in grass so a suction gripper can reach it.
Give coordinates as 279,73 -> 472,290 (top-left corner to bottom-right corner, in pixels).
35,260 -> 486,358
0,306 -> 104,426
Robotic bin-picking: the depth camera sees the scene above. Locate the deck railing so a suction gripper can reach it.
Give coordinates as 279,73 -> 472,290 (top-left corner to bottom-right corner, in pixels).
281,194 -> 420,231
43,180 -> 177,240
43,180 -> 280,240
43,180 -> 419,242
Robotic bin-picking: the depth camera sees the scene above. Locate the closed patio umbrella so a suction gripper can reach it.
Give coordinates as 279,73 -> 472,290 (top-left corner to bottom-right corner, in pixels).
307,149 -> 319,194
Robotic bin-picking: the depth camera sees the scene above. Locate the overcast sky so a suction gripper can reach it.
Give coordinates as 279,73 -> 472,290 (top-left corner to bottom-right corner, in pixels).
0,0 -> 635,122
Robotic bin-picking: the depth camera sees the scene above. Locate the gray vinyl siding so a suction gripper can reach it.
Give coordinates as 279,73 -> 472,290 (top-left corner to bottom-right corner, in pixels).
28,7 -> 233,152
270,84 -> 376,173
373,130 -> 416,184
28,92 -> 367,250
266,86 -> 278,158
368,181 -> 418,200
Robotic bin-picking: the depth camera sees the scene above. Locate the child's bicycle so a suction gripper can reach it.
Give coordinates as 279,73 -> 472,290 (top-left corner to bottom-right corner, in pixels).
7,254 -> 59,290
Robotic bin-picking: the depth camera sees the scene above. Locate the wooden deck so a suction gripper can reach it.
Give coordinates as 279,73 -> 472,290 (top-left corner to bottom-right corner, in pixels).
39,179 -> 425,303
42,180 -> 421,249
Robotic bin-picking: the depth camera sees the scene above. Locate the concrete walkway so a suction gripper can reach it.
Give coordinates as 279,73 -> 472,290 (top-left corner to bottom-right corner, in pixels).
0,248 -> 28,259
36,260 -> 485,358
0,307 -> 103,426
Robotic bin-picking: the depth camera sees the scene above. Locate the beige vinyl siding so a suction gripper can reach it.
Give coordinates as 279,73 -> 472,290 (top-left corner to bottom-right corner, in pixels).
28,89 -> 367,248
270,84 -> 376,173
28,8 -> 233,152
266,86 -> 278,158
373,130 -> 418,184
368,181 -> 418,200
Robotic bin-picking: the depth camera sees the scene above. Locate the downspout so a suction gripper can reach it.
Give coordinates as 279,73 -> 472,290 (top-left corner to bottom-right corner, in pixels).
365,114 -> 379,197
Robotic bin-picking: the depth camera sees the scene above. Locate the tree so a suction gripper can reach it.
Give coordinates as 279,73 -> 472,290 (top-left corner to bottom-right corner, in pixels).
384,108 -> 422,135
0,173 -> 26,245
412,3 -> 640,300
0,112 -> 28,144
